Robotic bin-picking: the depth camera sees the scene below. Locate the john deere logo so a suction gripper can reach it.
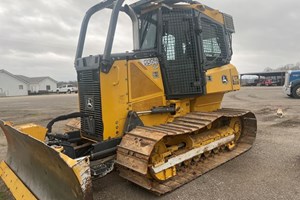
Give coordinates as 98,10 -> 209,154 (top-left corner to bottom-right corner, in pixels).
87,98 -> 94,110
222,75 -> 228,84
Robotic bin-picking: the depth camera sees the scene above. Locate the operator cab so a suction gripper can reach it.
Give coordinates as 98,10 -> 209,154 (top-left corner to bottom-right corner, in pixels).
76,0 -> 235,98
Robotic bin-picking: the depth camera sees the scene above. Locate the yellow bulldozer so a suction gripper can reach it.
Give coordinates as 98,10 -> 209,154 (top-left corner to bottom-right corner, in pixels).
0,0 -> 257,199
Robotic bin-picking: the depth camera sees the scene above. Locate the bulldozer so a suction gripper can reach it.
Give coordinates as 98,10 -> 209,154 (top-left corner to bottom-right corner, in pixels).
0,0 -> 257,199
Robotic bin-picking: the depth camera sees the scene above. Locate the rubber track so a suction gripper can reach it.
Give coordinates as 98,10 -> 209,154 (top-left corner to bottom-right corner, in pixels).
116,108 -> 257,195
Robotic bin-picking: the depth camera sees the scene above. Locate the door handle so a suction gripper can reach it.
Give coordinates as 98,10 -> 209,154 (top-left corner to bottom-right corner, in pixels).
113,66 -> 120,86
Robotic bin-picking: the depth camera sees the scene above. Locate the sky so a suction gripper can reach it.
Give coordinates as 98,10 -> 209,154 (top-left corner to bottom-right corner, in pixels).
0,0 -> 300,81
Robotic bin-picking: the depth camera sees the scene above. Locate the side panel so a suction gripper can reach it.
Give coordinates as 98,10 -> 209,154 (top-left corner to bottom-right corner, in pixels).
190,93 -> 224,112
127,58 -> 170,126
191,64 -> 240,112
206,64 -> 240,93
100,60 -> 129,140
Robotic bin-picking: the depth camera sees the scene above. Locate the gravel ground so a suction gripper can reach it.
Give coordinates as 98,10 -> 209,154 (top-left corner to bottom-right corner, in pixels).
0,87 -> 299,200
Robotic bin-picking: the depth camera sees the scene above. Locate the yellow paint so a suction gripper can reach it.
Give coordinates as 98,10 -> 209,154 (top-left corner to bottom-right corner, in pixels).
191,93 -> 224,112
55,154 -> 90,187
206,64 -> 240,94
131,95 -> 164,111
58,153 -> 77,167
229,117 -> 242,141
227,141 -> 236,150
0,161 -> 37,200
151,135 -> 193,168
128,60 -> 164,102
151,125 -> 236,181
71,157 -> 90,187
152,166 -> 176,181
128,61 -> 163,100
128,59 -> 173,126
170,99 -> 191,118
139,114 -> 170,127
3,121 -> 13,126
190,64 -> 240,112
97,57 -> 240,140
14,123 -> 47,142
191,4 -> 225,24
100,60 -> 129,140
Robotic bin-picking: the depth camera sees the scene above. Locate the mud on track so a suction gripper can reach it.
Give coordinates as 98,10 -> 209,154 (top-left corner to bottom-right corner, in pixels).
0,87 -> 299,200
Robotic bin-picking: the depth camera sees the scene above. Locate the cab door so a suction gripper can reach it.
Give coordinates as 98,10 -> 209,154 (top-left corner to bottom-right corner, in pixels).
159,8 -> 205,100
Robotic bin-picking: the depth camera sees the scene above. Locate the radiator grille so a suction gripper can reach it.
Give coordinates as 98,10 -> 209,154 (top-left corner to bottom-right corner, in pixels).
161,8 -> 204,99
78,69 -> 103,141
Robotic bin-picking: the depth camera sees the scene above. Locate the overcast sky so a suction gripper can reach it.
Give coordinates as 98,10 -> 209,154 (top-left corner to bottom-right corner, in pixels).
0,0 -> 299,81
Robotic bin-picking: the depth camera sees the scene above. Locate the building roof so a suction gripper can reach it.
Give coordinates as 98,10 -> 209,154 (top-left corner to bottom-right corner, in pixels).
0,69 -> 58,84
0,69 -> 29,84
16,75 -> 58,84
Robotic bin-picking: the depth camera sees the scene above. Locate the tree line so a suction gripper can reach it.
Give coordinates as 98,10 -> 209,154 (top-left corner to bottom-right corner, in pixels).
264,62 -> 300,72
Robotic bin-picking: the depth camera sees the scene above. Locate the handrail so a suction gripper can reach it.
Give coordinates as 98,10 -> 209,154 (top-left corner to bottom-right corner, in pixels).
102,0 -> 125,66
75,0 -> 124,62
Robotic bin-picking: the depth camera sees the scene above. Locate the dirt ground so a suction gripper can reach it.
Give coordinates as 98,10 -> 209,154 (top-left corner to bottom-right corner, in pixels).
0,87 -> 299,200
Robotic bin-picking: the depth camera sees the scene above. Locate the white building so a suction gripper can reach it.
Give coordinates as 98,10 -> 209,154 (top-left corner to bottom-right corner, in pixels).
0,69 -> 58,97
16,75 -> 58,94
0,69 -> 29,97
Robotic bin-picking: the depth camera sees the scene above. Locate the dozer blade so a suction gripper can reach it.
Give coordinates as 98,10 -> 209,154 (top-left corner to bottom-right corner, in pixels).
0,120 -> 92,200
117,108 -> 257,195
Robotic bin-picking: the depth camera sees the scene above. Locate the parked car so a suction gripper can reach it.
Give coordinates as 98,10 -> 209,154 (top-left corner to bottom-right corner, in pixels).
264,79 -> 273,86
260,79 -> 282,86
257,79 -> 267,86
56,84 -> 78,94
283,70 -> 300,98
